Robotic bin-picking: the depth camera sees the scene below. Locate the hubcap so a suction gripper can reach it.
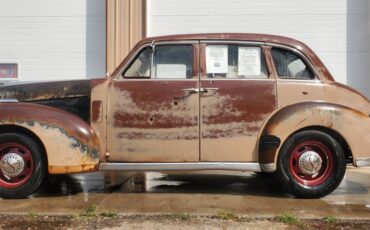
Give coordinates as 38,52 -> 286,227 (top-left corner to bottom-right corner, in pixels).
0,142 -> 34,189
0,153 -> 25,179
289,141 -> 334,186
298,151 -> 322,176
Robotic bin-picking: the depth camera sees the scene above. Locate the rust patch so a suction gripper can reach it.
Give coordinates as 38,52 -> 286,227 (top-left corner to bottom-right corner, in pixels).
91,78 -> 107,88
260,102 -> 370,164
200,79 -> 277,162
106,80 -> 200,162
0,80 -> 91,101
0,103 -> 100,173
48,164 -> 98,174
91,100 -> 103,123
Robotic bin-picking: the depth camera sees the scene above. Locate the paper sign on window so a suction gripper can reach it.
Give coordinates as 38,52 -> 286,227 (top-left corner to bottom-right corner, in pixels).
238,47 -> 261,76
206,45 -> 228,74
156,64 -> 187,79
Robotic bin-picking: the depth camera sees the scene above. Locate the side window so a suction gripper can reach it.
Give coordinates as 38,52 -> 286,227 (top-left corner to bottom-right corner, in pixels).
123,45 -> 193,79
154,45 -> 193,79
271,48 -> 315,80
206,45 -> 268,79
123,47 -> 152,78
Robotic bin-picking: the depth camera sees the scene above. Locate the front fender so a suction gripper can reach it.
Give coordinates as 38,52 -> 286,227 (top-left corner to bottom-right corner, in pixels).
0,102 -> 100,174
259,102 -> 370,167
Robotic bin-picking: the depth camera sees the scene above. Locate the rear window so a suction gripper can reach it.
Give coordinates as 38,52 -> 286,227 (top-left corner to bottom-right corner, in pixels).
271,48 -> 315,80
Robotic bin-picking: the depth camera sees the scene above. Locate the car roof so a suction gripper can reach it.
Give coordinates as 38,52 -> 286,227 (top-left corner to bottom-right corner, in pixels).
116,33 -> 334,82
138,33 -> 310,51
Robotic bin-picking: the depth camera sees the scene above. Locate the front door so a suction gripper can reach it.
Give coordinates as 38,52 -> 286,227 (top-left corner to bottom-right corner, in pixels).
107,42 -> 200,162
200,43 -> 277,162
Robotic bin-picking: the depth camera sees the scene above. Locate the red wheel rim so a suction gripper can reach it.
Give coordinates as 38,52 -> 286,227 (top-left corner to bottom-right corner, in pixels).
289,141 -> 334,186
0,142 -> 34,189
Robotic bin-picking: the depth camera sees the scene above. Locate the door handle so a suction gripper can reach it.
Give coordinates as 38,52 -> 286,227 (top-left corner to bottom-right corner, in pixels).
202,87 -> 219,93
181,88 -> 200,94
181,88 -> 219,94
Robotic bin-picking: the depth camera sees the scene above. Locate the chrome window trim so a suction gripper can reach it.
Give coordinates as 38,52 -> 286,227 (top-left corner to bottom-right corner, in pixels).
200,78 -> 275,82
266,43 -> 320,81
116,40 -> 198,81
116,43 -> 152,80
99,162 -> 263,172
200,40 -> 265,46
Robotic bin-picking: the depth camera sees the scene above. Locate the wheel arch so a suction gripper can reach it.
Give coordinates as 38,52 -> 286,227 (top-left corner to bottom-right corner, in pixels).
259,101 -> 367,171
0,102 -> 100,174
0,124 -> 48,163
297,126 -> 352,164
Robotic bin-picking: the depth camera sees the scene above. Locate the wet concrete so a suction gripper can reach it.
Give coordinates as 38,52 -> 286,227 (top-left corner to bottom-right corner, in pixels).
0,167 -> 370,219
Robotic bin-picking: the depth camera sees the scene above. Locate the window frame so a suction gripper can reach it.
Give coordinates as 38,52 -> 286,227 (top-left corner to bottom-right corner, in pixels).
122,46 -> 153,79
268,44 -> 320,82
200,40 -> 272,80
119,40 -> 198,81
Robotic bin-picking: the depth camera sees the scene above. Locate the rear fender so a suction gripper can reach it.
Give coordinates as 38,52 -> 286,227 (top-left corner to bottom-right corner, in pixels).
259,102 -> 370,170
0,102 -> 100,174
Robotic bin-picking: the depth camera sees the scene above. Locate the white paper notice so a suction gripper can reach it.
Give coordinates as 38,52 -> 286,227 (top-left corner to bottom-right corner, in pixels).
238,47 -> 261,76
156,64 -> 186,78
206,45 -> 228,74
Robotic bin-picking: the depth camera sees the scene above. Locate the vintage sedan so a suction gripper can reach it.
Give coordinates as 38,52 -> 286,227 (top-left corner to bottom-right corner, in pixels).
0,33 -> 369,199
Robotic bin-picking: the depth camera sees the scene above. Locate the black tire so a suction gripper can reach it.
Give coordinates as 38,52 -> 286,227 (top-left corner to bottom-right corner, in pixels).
0,132 -> 47,199
276,130 -> 346,198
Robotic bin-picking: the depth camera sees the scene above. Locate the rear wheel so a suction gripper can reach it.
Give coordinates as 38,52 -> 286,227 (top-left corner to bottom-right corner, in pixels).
0,132 -> 46,198
276,130 -> 346,198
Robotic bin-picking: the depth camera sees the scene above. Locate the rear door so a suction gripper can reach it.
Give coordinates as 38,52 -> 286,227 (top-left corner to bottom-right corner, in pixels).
200,42 -> 277,162
106,41 -> 200,162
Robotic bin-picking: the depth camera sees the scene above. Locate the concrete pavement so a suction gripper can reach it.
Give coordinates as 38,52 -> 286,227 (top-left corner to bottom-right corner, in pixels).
1,168 -> 370,219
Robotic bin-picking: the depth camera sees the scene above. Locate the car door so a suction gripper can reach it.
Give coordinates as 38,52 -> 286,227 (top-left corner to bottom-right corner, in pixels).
106,41 -> 200,162
199,42 -> 277,162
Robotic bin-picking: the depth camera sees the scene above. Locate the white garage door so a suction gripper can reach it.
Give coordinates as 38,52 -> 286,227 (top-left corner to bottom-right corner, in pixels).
148,0 -> 370,97
0,0 -> 106,81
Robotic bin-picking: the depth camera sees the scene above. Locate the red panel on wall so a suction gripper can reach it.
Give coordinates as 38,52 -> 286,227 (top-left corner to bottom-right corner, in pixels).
0,64 -> 17,79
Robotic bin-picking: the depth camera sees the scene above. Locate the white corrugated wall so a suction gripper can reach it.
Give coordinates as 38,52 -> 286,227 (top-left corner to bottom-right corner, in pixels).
0,0 -> 106,81
147,0 -> 370,97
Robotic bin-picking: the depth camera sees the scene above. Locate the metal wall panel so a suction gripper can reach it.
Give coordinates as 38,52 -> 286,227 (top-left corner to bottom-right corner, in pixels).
0,0 -> 106,81
148,0 -> 370,97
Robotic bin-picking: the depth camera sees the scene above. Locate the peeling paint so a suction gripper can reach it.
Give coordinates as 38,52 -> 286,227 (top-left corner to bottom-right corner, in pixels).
0,102 -> 99,174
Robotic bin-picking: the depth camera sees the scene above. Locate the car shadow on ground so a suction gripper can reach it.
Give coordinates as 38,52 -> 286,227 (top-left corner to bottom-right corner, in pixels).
31,171 -> 368,199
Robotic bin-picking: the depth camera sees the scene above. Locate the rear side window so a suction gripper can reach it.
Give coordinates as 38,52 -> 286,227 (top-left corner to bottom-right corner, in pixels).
205,45 -> 268,79
271,48 -> 315,80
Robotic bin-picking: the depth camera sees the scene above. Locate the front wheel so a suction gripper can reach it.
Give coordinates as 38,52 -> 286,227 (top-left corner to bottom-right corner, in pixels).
276,130 -> 346,198
0,132 -> 47,198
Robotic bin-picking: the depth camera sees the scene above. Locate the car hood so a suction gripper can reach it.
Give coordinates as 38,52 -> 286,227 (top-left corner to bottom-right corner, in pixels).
0,80 -> 92,102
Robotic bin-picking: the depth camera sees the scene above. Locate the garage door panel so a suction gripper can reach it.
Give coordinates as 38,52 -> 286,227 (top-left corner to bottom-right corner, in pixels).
148,0 -> 370,97
0,0 -> 106,81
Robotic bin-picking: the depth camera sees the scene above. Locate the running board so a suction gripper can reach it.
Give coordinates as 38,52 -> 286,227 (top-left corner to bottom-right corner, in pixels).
98,162 -> 267,172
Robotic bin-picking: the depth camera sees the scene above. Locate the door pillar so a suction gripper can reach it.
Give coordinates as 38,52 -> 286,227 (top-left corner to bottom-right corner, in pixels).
106,0 -> 146,74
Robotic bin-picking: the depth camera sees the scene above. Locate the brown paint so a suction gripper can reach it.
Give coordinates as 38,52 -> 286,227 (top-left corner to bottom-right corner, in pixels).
0,80 -> 91,101
92,100 -> 103,123
260,102 -> 370,164
109,33 -> 334,82
0,33 -> 369,174
0,103 -> 100,173
107,80 -> 200,162
90,78 -> 110,162
200,79 -> 277,162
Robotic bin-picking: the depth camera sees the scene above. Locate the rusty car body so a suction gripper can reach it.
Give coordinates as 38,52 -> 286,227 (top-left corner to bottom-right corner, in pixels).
0,33 -> 370,198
